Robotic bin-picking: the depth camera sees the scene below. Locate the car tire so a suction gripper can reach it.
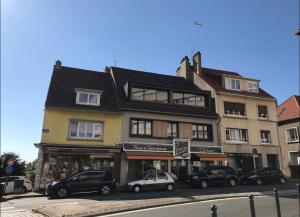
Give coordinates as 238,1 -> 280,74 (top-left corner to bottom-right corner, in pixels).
133,185 -> 141,193
228,178 -> 236,187
279,177 -> 286,184
57,188 -> 68,199
256,178 -> 263,186
100,185 -> 111,195
201,180 -> 208,189
166,183 -> 174,191
22,186 -> 27,193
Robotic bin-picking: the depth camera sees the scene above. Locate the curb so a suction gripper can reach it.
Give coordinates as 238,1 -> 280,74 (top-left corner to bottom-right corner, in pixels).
2,193 -> 44,202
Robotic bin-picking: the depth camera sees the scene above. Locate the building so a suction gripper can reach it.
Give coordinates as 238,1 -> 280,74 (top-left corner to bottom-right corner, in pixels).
108,63 -> 223,185
191,52 -> 281,173
277,95 -> 300,177
34,61 -> 122,190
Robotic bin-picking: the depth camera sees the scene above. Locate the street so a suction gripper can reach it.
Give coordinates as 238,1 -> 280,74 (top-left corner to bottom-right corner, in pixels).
1,183 -> 299,216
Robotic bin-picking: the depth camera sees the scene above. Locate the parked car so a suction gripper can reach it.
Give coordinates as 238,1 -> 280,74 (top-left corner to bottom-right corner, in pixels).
186,165 -> 238,188
127,170 -> 175,193
46,170 -> 116,199
0,176 -> 33,194
240,167 -> 286,185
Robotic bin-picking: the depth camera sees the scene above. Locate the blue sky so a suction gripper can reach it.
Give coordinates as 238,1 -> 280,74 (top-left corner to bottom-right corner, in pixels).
1,0 -> 299,162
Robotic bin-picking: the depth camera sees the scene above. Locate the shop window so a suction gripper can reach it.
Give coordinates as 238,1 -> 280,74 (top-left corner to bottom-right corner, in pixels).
192,124 -> 212,140
224,102 -> 246,116
260,130 -> 271,144
167,122 -> 178,138
285,127 -> 299,143
130,119 -> 152,137
257,105 -> 268,119
69,120 -> 103,140
225,128 -> 248,143
75,89 -> 101,106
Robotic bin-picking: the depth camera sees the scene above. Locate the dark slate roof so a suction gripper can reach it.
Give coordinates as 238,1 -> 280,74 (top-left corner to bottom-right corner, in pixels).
200,67 -> 275,99
45,66 -> 120,112
110,67 -> 219,118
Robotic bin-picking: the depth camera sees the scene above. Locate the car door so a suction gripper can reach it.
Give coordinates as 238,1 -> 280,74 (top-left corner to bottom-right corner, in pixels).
260,168 -> 272,183
156,172 -> 170,189
207,168 -> 219,186
217,168 -> 227,184
142,172 -> 157,190
271,169 -> 282,183
66,172 -> 91,193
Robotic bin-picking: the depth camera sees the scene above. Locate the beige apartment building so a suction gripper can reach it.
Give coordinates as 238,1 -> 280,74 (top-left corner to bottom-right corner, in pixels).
180,52 -> 281,173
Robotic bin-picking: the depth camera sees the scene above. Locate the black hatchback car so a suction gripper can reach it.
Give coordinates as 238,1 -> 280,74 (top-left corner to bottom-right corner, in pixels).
187,165 -> 238,188
240,167 -> 286,185
46,170 -> 116,199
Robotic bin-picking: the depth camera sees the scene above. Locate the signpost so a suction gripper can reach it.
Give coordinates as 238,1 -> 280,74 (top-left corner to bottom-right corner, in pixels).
252,148 -> 258,169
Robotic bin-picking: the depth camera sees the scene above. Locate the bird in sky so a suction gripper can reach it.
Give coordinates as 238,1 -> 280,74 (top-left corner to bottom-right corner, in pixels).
193,21 -> 202,26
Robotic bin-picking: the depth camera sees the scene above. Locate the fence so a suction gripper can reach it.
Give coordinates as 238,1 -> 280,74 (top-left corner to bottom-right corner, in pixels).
209,184 -> 300,217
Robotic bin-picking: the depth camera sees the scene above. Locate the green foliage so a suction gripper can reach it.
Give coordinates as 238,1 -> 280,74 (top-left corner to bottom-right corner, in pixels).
25,159 -> 37,183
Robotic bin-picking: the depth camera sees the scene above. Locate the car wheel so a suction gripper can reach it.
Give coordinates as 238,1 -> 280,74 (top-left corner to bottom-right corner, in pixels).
57,188 -> 67,199
100,185 -> 111,195
133,185 -> 141,193
228,179 -> 236,187
166,183 -> 174,191
201,180 -> 208,189
279,177 -> 286,184
22,186 -> 27,193
256,178 -> 263,185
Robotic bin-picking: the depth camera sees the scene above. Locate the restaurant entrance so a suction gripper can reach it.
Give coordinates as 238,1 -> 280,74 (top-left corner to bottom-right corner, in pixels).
171,159 -> 188,182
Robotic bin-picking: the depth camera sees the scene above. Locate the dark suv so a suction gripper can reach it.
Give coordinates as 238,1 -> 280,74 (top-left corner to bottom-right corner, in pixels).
46,170 -> 116,199
240,167 -> 286,185
187,166 -> 238,188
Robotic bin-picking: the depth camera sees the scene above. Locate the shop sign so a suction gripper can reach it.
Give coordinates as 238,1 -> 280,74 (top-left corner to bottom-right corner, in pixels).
173,139 -> 190,159
123,143 -> 173,152
190,146 -> 222,154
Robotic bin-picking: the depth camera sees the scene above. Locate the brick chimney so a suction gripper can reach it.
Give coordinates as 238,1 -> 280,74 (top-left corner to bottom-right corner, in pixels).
54,60 -> 62,71
192,51 -> 202,75
176,56 -> 193,82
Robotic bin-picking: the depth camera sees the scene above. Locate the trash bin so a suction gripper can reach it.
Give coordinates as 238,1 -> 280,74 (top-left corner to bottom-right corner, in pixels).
0,183 -> 5,199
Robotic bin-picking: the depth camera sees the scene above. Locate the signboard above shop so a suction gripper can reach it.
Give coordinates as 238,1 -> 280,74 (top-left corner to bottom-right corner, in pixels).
173,139 -> 190,159
123,143 -> 173,152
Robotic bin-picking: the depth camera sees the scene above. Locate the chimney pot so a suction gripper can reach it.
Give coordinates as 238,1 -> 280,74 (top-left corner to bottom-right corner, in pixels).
55,60 -> 62,71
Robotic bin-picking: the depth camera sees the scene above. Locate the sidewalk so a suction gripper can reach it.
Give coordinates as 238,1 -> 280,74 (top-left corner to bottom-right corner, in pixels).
33,188 -> 298,217
1,191 -> 44,201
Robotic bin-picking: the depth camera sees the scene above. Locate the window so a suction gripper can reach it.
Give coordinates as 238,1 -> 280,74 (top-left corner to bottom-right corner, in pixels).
131,86 -> 168,103
69,120 -> 103,140
192,124 -> 212,140
286,127 -> 299,143
260,130 -> 271,144
224,102 -> 246,116
157,172 -> 168,180
167,122 -> 178,138
172,92 -> 206,107
225,78 -> 240,90
76,89 -> 101,106
248,82 -> 258,93
130,119 -> 152,136
257,105 -> 268,119
225,128 -> 248,142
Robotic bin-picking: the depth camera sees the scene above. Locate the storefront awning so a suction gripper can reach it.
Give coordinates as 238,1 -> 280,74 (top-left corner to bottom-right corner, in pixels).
193,153 -> 229,161
125,151 -> 174,160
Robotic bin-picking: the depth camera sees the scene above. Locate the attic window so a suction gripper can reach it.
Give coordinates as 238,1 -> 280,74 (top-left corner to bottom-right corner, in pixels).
75,89 -> 102,106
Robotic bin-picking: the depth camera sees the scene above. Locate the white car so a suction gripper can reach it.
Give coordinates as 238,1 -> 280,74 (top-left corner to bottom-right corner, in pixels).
0,176 -> 33,194
127,171 -> 175,193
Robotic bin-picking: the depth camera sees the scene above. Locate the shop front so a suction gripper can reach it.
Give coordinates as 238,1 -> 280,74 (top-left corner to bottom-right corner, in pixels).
120,140 -> 227,184
35,144 -> 121,189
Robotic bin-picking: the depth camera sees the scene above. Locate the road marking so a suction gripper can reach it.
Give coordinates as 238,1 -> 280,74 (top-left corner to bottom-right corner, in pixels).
99,196 -> 269,217
0,207 -> 15,210
1,209 -> 26,213
50,202 -> 79,206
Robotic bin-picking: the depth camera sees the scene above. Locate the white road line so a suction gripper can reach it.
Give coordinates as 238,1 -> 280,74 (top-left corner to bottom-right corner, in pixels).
1,209 -> 26,213
99,196 -> 269,217
50,202 -> 79,206
0,207 -> 15,210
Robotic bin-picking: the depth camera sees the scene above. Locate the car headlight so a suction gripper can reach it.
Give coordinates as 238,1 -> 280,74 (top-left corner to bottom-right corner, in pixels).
192,176 -> 199,180
248,175 -> 258,179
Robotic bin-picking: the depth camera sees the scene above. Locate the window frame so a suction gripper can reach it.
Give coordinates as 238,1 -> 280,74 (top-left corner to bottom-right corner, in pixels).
248,81 -> 259,93
192,123 -> 213,141
130,86 -> 169,104
225,78 -> 241,91
257,105 -> 269,119
260,130 -> 271,144
285,127 -> 299,143
75,89 -> 102,106
167,122 -> 179,138
223,101 -> 246,117
68,120 -> 104,140
225,128 -> 248,143
172,91 -> 206,108
130,118 -> 153,137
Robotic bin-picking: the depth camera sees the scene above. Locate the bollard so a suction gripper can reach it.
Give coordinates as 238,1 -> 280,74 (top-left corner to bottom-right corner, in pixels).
274,187 -> 281,217
297,184 -> 300,216
249,194 -> 256,217
210,204 -> 218,217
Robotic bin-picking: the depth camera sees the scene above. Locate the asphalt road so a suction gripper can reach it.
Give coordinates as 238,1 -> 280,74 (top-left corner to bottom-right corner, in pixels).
1,182 -> 299,216
100,194 -> 299,217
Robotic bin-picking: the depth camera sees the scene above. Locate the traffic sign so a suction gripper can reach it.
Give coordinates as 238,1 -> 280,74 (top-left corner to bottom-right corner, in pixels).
5,166 -> 13,174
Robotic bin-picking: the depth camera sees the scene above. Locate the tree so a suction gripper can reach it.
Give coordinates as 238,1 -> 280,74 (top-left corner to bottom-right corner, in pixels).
25,159 -> 37,183
0,152 -> 26,176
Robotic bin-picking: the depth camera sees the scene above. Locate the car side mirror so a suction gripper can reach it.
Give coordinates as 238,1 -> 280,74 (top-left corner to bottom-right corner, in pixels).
72,177 -> 79,181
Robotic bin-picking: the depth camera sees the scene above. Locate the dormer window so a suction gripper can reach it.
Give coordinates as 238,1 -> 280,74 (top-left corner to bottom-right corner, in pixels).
75,88 -> 102,106
248,82 -> 258,93
225,78 -> 240,90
